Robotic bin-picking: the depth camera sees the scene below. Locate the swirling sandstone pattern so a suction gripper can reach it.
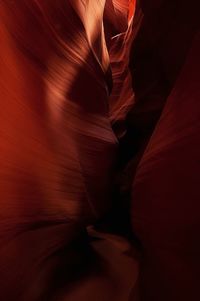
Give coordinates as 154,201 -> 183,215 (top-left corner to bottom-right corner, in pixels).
0,1 -> 200,301
0,1 -> 137,301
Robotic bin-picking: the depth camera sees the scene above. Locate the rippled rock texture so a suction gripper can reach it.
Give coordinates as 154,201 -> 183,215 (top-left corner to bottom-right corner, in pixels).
0,1 -> 199,301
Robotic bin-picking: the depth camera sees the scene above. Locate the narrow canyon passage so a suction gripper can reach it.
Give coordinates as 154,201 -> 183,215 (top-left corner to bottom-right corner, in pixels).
0,1 -> 199,300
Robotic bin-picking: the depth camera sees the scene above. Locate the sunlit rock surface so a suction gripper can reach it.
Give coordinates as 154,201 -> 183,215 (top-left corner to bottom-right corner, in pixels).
0,1 -> 138,301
